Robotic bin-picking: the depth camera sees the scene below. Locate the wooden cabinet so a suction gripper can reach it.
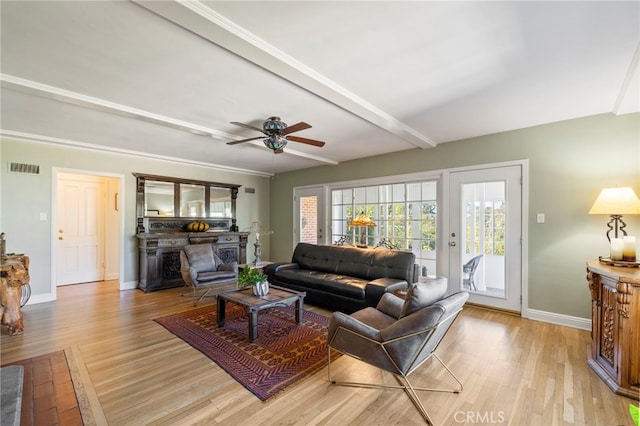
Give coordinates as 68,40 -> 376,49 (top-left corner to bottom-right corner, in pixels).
133,172 -> 248,292
586,260 -> 640,400
137,232 -> 248,292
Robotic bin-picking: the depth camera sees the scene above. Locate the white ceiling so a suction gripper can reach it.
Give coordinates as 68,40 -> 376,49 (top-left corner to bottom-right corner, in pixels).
1,1 -> 638,176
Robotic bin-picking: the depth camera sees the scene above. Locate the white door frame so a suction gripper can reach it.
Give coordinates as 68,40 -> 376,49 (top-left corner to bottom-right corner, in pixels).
441,160 -> 529,316
51,167 -> 126,299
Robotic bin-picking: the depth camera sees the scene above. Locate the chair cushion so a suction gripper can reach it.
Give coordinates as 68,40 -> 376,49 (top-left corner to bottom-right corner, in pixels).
195,270 -> 237,285
184,245 -> 216,273
400,277 -> 448,318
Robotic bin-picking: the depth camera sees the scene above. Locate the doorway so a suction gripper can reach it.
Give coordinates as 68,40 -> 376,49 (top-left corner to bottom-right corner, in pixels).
293,187 -> 325,248
447,164 -> 525,313
54,170 -> 121,292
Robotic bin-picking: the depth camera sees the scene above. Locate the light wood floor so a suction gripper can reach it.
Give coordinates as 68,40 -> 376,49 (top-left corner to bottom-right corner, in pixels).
1,281 -> 636,425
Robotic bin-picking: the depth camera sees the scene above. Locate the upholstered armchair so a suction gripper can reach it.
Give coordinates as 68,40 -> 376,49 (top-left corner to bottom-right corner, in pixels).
180,244 -> 238,305
327,277 -> 468,425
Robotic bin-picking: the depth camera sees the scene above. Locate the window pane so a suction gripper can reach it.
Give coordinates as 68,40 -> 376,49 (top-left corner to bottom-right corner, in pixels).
392,184 -> 405,201
332,190 -> 341,204
379,185 -> 392,203
407,182 -> 421,201
366,186 -> 378,203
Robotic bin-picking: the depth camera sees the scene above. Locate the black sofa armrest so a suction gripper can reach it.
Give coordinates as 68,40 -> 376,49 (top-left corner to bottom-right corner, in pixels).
264,262 -> 300,275
364,277 -> 409,306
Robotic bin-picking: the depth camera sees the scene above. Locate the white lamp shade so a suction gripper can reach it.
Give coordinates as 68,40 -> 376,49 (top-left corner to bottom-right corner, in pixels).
589,187 -> 640,215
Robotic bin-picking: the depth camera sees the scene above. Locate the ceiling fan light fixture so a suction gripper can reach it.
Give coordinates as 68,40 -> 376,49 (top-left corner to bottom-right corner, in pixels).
263,116 -> 287,134
264,135 -> 287,151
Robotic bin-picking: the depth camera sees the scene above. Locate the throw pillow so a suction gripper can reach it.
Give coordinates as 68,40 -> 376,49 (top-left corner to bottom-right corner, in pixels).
399,277 -> 448,318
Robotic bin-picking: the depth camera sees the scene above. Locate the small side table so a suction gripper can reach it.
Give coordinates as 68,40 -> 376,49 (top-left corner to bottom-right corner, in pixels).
0,254 -> 30,335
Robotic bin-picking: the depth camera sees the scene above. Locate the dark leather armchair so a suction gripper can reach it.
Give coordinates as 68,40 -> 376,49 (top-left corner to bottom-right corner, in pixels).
180,244 -> 238,305
327,277 -> 469,425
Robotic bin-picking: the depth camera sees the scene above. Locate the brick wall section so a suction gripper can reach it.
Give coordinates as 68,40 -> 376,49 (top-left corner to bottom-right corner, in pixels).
300,196 -> 317,244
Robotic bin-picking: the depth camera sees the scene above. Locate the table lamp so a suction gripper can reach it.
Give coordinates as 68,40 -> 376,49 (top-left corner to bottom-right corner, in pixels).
243,221 -> 273,265
348,212 -> 376,247
588,187 -> 640,242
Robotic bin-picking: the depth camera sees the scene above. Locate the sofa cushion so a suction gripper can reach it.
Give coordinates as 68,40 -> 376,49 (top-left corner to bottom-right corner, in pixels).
274,269 -> 368,300
292,243 -> 341,274
400,277 -> 448,318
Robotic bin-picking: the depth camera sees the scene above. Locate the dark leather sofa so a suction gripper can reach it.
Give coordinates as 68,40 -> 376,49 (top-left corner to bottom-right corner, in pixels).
264,243 -> 417,313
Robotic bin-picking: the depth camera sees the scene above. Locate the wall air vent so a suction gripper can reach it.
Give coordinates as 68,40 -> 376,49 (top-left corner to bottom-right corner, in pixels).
9,162 -> 40,174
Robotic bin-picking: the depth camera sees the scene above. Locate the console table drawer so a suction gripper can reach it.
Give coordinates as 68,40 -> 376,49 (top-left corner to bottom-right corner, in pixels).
157,238 -> 189,247
217,235 -> 240,243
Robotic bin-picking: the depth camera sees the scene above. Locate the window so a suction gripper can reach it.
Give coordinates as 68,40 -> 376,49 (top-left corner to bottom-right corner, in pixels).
331,180 -> 437,275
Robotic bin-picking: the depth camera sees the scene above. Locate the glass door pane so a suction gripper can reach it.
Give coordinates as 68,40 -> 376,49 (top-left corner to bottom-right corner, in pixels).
461,181 -> 505,297
294,187 -> 324,247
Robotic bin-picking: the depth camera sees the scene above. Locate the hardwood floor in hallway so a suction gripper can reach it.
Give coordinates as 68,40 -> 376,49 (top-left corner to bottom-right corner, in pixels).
1,281 -> 636,425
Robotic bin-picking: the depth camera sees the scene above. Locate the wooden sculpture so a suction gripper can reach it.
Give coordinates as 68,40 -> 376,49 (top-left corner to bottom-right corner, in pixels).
0,255 -> 30,335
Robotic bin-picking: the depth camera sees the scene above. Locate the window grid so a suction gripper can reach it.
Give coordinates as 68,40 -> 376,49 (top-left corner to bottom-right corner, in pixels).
331,181 -> 437,275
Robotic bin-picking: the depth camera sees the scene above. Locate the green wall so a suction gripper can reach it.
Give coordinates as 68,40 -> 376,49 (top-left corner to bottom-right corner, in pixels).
0,138 -> 271,299
269,113 -> 640,319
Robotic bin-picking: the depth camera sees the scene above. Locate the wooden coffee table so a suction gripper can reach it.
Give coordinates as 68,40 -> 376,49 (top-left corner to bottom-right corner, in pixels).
216,285 -> 306,342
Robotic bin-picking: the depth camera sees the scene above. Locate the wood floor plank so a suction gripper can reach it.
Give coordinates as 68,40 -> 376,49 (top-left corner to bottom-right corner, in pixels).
66,344 -> 109,426
1,281 -> 636,425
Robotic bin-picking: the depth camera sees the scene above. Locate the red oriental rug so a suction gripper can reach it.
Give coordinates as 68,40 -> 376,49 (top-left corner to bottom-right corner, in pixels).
154,304 -> 339,401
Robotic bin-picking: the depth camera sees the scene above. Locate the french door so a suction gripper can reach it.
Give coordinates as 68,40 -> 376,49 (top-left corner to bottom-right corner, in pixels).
293,187 -> 324,247
448,165 -> 523,312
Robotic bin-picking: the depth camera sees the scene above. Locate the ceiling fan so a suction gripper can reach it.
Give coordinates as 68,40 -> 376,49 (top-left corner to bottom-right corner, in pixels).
226,116 -> 326,153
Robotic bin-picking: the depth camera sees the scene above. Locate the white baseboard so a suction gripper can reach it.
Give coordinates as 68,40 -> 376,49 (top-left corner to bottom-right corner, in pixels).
24,293 -> 56,305
120,280 -> 138,290
524,308 -> 591,331
24,281 -> 138,306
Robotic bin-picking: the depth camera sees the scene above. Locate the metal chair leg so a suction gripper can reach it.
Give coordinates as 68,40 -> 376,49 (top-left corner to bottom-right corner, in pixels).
328,347 -> 461,425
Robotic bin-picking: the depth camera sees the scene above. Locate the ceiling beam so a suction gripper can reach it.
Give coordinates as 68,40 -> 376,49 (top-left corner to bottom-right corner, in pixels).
1,129 -> 275,177
133,0 -> 437,149
1,74 -> 340,166
1,73 -> 237,140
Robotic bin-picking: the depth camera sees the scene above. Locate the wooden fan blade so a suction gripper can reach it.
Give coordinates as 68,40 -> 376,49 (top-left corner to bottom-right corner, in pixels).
226,136 -> 264,145
230,121 -> 266,134
282,122 -> 311,135
274,149 -> 285,154
287,135 -> 326,147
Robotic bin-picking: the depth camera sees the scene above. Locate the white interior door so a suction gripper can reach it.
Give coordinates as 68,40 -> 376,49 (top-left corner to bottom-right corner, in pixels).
293,187 -> 324,247
57,173 -> 106,285
448,165 -> 522,312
